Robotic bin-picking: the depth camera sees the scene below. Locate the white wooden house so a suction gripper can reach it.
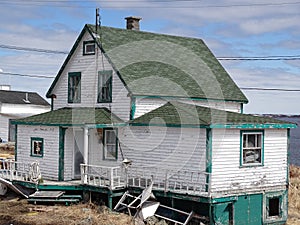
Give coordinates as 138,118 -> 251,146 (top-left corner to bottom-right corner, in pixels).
0,87 -> 50,142
9,17 -> 296,224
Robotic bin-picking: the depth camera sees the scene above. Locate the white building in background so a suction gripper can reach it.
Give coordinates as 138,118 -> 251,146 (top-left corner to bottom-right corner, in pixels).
0,86 -> 50,141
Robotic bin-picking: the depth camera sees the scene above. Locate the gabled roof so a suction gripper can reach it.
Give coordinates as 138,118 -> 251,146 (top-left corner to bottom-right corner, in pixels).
130,102 -> 296,129
12,107 -> 123,127
0,90 -> 49,106
47,24 -> 248,103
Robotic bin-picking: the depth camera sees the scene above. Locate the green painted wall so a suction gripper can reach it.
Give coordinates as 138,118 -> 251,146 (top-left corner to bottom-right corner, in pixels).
234,194 -> 262,225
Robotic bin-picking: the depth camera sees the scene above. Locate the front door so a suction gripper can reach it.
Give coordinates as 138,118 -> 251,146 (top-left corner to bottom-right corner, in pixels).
73,130 -> 84,179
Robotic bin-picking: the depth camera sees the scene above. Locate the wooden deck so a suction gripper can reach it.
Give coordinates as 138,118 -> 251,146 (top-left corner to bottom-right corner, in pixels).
0,160 -> 210,197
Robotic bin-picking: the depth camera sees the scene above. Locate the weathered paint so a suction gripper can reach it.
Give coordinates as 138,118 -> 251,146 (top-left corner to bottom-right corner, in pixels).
133,97 -> 243,119
59,127 -> 66,181
211,129 -> 288,195
206,128 -> 212,193
16,125 -> 60,180
50,31 -> 131,121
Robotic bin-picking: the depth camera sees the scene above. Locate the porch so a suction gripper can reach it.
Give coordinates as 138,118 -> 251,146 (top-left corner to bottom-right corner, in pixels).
0,159 -> 210,197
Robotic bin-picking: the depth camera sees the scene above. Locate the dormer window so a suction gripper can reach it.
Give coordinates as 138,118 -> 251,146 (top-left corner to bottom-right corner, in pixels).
83,41 -> 95,55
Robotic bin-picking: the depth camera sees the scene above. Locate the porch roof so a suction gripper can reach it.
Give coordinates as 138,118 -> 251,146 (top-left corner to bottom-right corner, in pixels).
12,107 -> 124,127
130,102 -> 297,129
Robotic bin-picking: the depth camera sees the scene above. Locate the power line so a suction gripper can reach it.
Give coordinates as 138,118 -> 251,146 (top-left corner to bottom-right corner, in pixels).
2,43 -> 300,61
0,44 -> 68,54
0,72 -> 55,79
241,87 -> 300,92
1,0 -> 300,8
1,72 -> 300,93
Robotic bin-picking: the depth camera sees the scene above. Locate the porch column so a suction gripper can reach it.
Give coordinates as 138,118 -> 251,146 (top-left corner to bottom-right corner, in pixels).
83,126 -> 89,165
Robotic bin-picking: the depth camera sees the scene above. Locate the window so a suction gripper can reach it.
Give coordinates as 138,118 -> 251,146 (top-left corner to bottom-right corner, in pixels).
83,41 -> 95,55
268,197 -> 280,217
68,72 -> 81,103
264,193 -> 286,222
241,131 -> 264,166
103,128 -> 117,160
31,137 -> 44,157
98,70 -> 112,103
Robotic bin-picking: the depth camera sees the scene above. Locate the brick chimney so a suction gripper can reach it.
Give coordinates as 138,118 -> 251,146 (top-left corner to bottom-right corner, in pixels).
125,16 -> 142,31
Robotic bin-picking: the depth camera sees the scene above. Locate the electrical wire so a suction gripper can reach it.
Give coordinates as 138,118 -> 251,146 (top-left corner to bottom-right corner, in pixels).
1,0 -> 300,8
1,43 -> 300,61
0,72 -> 55,79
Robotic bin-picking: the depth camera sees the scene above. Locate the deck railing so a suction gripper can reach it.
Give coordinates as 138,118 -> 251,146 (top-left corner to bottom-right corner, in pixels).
80,164 -> 125,190
127,166 -> 210,195
0,159 -> 33,182
80,164 -> 210,195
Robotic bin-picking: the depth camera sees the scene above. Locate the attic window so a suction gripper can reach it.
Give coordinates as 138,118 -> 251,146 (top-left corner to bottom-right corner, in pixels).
83,41 -> 95,55
241,130 -> 264,166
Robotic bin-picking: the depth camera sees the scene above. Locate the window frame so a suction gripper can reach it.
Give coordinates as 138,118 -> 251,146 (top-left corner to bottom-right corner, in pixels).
264,191 -> 287,223
68,72 -> 81,103
240,130 -> 264,167
103,128 -> 118,161
97,70 -> 113,103
30,137 -> 44,158
83,40 -> 95,55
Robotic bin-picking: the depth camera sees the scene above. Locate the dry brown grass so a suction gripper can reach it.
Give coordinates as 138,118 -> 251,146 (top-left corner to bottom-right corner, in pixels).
0,198 -> 134,225
287,165 -> 300,225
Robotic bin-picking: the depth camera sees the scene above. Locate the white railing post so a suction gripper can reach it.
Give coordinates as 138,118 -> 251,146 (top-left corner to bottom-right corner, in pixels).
109,167 -> 114,189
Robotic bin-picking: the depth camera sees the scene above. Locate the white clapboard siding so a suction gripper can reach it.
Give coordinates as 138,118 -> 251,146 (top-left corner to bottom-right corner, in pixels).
52,31 -> 131,121
1,103 -> 50,115
118,126 -> 207,175
16,125 -> 60,180
179,99 -> 242,113
211,129 -> 288,195
134,98 -> 242,119
0,114 -> 9,140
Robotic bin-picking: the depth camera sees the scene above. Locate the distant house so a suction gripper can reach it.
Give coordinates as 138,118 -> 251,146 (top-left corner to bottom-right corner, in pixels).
0,86 -> 50,141
7,17 -> 296,224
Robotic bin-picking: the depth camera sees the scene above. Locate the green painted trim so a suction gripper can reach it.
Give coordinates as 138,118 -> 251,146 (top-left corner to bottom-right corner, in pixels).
210,123 -> 296,129
102,128 -> 118,161
46,25 -> 89,98
240,130 -> 264,167
132,95 -> 248,104
50,97 -> 54,111
240,103 -> 244,114
287,129 -> 290,186
211,196 -> 237,204
206,128 -> 212,192
263,190 -> 288,224
30,137 -> 44,158
68,72 -> 81,103
14,124 -> 18,162
130,97 -> 136,120
59,127 -> 66,181
97,70 -> 113,103
83,40 -> 95,55
130,123 -> 208,128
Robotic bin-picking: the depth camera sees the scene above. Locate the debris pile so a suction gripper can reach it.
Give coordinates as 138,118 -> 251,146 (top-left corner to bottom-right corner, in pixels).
114,182 -> 207,225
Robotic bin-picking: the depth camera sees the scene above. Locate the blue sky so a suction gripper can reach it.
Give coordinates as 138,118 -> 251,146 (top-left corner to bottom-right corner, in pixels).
0,0 -> 300,114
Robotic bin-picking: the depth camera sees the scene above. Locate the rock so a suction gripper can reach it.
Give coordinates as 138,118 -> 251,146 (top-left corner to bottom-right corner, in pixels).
144,216 -> 159,225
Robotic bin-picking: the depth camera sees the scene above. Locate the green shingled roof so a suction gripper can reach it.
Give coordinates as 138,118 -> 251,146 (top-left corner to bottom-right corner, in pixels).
47,25 -> 248,103
13,107 -> 123,126
130,102 -> 296,129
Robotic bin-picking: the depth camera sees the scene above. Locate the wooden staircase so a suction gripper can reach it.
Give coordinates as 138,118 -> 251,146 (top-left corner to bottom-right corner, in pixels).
27,191 -> 82,205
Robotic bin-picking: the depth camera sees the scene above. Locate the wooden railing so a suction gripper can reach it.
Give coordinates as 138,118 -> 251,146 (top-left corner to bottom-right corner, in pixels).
0,159 -> 33,182
80,164 -> 210,195
127,166 -> 210,195
80,164 -> 125,190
